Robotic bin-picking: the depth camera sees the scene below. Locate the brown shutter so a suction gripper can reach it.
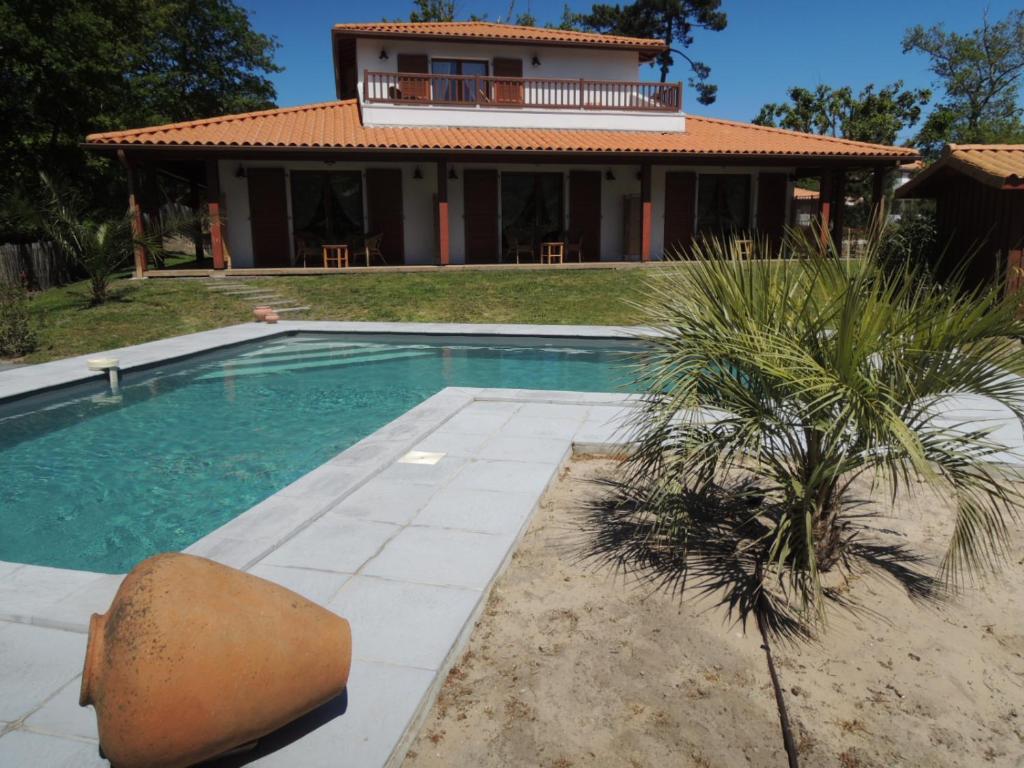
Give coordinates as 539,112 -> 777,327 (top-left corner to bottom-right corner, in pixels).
663,172 -> 696,257
247,168 -> 291,268
396,54 -> 429,100
463,170 -> 499,263
493,57 -> 524,104
756,173 -> 788,254
569,170 -> 602,261
365,168 -> 405,264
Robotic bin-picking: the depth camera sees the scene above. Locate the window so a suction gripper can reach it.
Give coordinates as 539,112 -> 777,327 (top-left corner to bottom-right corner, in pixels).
431,59 -> 488,103
697,174 -> 752,236
290,171 -> 364,247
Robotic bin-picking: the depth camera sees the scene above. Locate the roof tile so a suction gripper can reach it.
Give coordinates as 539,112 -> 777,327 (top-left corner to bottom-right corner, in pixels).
85,100 -> 919,160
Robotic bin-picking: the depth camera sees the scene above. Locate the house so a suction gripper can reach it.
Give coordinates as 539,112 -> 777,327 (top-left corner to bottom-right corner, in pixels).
896,144 -> 1024,290
84,21 -> 919,275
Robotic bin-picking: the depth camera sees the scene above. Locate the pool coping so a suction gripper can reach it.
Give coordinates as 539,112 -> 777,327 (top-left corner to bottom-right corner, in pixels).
0,320 -> 659,404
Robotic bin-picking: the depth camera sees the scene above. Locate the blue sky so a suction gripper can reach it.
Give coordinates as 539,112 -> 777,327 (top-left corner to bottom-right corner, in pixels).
239,0 -> 1020,138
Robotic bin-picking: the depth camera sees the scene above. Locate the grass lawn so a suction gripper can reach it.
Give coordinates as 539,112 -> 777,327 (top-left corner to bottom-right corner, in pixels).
16,268 -> 651,363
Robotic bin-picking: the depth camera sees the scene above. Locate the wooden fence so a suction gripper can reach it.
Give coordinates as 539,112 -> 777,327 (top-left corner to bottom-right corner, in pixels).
0,242 -> 75,290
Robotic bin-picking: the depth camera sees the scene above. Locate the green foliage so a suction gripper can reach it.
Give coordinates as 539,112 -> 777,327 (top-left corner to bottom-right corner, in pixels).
409,0 -> 457,22
877,210 -> 938,278
622,228 -> 1024,632
572,0 -> 727,104
0,278 -> 37,357
903,10 -> 1024,155
0,0 -> 280,238
753,82 -> 930,146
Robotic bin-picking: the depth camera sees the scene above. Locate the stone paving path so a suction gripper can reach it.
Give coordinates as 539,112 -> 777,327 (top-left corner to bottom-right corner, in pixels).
204,277 -> 311,318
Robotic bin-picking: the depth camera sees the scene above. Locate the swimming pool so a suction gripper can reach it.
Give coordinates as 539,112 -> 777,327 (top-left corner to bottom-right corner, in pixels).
0,333 -> 636,573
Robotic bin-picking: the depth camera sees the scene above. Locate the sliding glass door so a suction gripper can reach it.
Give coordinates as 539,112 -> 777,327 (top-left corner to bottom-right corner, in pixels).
501,172 -> 564,261
289,171 -> 364,248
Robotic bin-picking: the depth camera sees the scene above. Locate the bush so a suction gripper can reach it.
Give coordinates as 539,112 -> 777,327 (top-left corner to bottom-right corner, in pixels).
0,277 -> 37,357
878,211 -> 938,278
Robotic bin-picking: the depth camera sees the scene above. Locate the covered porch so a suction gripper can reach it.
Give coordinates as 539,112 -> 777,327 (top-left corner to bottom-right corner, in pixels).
116,150 -> 898,278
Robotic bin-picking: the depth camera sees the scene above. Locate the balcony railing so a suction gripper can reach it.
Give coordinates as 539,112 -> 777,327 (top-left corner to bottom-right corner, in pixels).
363,70 -> 682,113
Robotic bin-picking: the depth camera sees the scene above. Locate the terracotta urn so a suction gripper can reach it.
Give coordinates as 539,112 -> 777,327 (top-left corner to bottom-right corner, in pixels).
80,553 -> 351,768
264,312 -> 280,324
253,305 -> 272,322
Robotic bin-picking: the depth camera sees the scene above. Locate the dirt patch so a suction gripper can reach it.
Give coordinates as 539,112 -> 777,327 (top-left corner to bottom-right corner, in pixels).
403,458 -> 1024,768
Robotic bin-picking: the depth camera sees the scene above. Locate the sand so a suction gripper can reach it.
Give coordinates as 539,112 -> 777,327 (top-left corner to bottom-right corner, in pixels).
402,458 -> 1024,768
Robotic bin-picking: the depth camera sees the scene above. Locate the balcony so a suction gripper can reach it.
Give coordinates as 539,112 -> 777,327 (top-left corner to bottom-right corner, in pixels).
363,70 -> 682,113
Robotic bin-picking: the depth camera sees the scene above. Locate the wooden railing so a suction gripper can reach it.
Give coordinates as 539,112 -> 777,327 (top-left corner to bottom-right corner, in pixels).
363,70 -> 682,112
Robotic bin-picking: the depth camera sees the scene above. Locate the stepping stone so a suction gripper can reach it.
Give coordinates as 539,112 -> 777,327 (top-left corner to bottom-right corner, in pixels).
273,306 -> 311,313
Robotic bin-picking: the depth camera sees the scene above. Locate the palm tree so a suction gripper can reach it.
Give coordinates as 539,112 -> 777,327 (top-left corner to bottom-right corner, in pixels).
583,226 -> 1024,767
34,173 -> 187,304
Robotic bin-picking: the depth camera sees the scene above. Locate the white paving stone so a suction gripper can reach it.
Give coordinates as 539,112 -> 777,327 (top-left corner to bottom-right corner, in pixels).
24,676 -> 98,742
0,731 -> 106,767
246,659 -> 434,768
413,487 -> 537,536
362,527 -> 514,590
327,482 -> 438,525
331,576 -> 481,670
32,575 -> 122,633
246,564 -> 352,606
0,623 -> 86,722
0,566 -> 108,624
260,517 -> 399,574
372,454 -> 468,487
411,429 -> 492,457
498,414 -> 582,439
448,459 -> 558,496
477,434 -> 570,464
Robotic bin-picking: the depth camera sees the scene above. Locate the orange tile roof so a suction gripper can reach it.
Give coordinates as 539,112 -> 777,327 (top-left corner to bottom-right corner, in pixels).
332,21 -> 666,57
793,187 -> 819,199
85,99 -> 919,161
898,144 -> 1024,197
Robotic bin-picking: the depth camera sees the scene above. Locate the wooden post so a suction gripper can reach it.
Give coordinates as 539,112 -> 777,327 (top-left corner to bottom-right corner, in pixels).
871,167 -> 888,225
118,150 -> 147,278
437,159 -> 450,266
205,160 -> 226,270
640,162 -> 652,262
818,169 -> 833,251
188,176 -> 205,264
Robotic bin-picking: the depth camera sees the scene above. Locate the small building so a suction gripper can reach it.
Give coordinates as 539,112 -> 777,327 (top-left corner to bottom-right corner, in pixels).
896,144 -> 1024,290
84,21 -> 918,275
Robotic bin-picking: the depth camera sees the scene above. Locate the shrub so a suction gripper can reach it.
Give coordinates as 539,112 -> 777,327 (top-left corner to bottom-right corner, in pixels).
0,277 -> 37,357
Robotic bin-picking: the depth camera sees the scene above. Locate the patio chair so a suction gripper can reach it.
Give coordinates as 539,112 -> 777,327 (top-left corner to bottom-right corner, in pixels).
355,233 -> 385,266
566,234 -> 584,262
505,235 -> 533,264
294,236 -> 319,268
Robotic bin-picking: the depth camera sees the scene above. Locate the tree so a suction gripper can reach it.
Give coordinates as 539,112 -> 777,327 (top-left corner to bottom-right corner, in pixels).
753,82 -> 930,147
0,0 -> 280,239
573,0 -> 727,105
409,0 -> 457,22
903,10 -> 1024,155
586,227 -> 1024,766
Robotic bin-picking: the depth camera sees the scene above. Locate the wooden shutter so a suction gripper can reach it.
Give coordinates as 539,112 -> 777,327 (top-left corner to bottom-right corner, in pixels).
663,172 -> 696,257
365,168 -> 405,264
493,57 -> 524,104
247,168 -> 291,268
463,170 -> 499,263
396,54 -> 429,100
757,173 -> 788,254
569,170 -> 602,261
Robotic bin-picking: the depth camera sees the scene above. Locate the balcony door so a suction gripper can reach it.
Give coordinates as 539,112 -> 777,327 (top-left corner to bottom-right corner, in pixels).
431,59 -> 488,103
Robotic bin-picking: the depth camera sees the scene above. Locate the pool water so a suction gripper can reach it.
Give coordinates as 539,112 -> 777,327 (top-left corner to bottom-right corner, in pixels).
0,333 -> 635,573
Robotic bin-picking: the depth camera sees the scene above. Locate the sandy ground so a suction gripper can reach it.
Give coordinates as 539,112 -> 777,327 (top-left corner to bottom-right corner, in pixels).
402,458 -> 1024,768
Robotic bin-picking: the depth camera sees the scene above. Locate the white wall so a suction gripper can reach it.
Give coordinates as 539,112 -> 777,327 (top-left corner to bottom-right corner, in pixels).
220,158 -> 797,267
353,37 -> 683,132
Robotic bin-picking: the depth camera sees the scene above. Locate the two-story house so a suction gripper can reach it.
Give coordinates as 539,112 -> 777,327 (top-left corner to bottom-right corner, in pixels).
85,21 -> 919,275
